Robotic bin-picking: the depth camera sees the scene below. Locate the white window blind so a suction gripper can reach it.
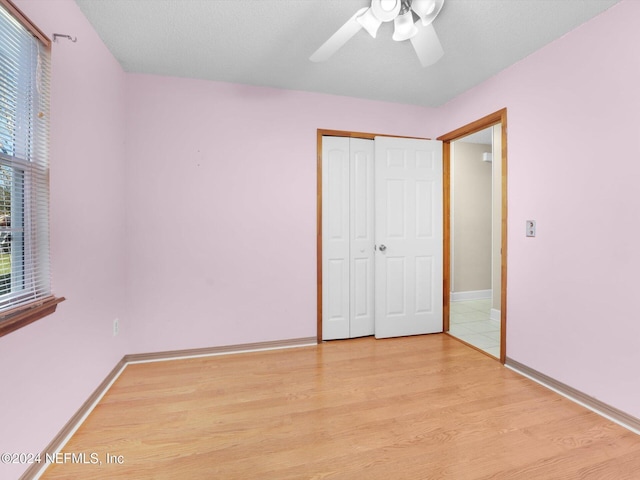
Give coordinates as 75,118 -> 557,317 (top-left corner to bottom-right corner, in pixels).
0,1 -> 51,314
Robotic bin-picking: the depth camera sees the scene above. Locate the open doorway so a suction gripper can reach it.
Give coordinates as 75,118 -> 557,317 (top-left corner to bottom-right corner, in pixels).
449,126 -> 500,357
438,109 -> 507,363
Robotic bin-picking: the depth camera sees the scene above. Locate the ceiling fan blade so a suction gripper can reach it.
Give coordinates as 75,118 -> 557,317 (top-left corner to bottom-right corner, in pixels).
310,7 -> 368,63
409,22 -> 444,67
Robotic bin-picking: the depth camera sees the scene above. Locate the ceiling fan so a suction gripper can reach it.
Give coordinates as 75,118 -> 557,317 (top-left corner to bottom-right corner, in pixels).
310,0 -> 445,67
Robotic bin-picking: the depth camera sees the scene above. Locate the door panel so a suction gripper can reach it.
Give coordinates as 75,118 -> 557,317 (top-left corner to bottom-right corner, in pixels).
322,137 -> 375,340
386,179 -> 406,238
375,136 -> 443,338
349,138 -> 375,337
416,180 -> 435,238
415,256 -> 433,313
322,137 -> 350,339
385,257 -> 406,315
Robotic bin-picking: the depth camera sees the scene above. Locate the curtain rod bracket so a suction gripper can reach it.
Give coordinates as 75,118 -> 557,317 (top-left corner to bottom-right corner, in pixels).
53,33 -> 77,43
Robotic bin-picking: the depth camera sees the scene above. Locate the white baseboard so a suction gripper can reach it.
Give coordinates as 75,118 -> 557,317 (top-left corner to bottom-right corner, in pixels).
450,289 -> 491,302
490,308 -> 501,323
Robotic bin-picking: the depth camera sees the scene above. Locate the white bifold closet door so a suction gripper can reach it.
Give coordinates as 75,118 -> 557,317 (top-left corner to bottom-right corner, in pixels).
322,135 -> 443,340
322,136 -> 375,340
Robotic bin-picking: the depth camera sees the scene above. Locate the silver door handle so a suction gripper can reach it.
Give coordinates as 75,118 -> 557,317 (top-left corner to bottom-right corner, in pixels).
379,244 -> 387,252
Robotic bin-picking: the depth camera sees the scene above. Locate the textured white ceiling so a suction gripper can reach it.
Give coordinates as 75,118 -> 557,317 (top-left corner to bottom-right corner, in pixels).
74,0 -> 622,107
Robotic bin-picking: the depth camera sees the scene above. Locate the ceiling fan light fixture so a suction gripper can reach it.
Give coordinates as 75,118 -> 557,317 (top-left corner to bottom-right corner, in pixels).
411,0 -> 436,18
371,0 -> 401,22
310,0 -> 445,66
414,0 -> 444,26
356,8 -> 383,38
380,0 -> 399,11
392,11 -> 418,41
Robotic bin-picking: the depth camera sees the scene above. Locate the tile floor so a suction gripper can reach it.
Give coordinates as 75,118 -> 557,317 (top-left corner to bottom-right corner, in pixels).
449,298 -> 500,358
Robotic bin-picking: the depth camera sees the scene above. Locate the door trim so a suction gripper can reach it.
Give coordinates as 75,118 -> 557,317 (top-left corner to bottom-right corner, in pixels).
437,108 -> 508,363
316,129 -> 429,342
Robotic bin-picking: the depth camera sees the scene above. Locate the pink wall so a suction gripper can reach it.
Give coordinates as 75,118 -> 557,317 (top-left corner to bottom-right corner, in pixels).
0,1 -> 129,478
124,76 -> 438,353
437,0 -> 640,417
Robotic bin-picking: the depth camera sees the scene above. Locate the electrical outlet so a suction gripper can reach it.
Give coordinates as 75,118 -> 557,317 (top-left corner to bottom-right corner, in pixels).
113,318 -> 119,336
526,220 -> 536,237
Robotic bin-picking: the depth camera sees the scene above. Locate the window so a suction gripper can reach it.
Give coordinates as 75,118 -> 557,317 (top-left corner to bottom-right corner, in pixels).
0,0 -> 62,336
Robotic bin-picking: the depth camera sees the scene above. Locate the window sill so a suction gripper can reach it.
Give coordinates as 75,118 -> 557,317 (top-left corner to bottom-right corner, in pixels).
0,296 -> 65,338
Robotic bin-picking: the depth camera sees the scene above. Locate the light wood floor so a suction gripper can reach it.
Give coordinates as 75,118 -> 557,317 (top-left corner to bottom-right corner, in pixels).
41,335 -> 640,479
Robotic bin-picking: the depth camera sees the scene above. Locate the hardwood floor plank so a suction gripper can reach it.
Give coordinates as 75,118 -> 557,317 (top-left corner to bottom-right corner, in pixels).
40,335 -> 640,479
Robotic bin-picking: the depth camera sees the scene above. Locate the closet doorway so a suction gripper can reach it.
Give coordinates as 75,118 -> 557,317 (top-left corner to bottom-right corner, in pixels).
317,130 -> 443,341
438,109 -> 508,363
